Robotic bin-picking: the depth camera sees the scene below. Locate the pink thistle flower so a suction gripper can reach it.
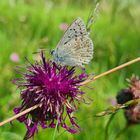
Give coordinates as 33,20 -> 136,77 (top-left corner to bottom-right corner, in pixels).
116,75 -> 140,125
107,97 -> 117,105
10,52 -> 20,62
59,23 -> 69,31
13,52 -> 92,139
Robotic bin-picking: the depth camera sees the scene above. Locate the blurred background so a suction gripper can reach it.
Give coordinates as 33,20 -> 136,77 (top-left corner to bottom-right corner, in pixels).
0,0 -> 140,139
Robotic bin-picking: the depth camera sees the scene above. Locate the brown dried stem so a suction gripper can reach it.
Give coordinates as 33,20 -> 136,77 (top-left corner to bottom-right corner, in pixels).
0,57 -> 140,127
80,57 -> 140,85
0,103 -> 42,127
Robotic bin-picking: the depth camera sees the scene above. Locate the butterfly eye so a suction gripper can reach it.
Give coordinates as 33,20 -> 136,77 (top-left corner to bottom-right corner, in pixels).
50,50 -> 55,55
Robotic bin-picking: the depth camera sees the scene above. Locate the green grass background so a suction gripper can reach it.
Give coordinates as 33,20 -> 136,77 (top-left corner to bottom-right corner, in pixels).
0,0 -> 140,139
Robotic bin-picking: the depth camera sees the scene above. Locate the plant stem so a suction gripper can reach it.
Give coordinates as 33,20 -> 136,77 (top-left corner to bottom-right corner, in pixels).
104,113 -> 116,140
80,57 -> 140,85
52,121 -> 58,140
115,124 -> 129,139
0,57 -> 140,127
0,103 -> 41,127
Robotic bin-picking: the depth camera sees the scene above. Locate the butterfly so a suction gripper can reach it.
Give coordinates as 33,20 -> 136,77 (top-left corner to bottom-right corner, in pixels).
51,17 -> 94,67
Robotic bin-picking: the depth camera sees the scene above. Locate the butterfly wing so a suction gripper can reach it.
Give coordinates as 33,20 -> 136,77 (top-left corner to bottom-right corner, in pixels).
57,35 -> 93,66
53,18 -> 93,66
57,18 -> 88,47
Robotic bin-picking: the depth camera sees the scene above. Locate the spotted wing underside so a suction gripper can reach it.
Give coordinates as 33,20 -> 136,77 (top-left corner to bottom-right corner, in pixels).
55,18 -> 94,66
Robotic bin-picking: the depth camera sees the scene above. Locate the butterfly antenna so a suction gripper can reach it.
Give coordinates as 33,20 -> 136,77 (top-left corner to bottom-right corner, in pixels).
86,2 -> 100,33
32,48 -> 47,54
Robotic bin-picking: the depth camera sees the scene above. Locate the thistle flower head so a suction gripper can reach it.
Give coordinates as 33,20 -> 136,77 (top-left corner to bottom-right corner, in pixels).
125,103 -> 140,124
128,75 -> 140,98
10,52 -> 20,62
116,75 -> 140,125
13,52 -> 91,139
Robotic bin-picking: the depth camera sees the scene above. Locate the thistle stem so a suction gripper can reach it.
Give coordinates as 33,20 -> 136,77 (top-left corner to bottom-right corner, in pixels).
52,121 -> 58,140
0,57 -> 140,127
104,113 -> 116,140
115,124 -> 129,139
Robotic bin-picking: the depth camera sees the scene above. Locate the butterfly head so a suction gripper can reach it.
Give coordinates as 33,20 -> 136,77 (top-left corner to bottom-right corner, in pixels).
50,49 -> 55,56
50,49 -> 59,62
